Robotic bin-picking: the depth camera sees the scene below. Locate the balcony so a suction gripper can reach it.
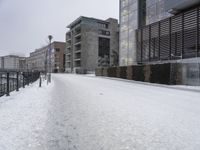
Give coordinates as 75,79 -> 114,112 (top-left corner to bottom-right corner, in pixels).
66,32 -> 71,39
66,45 -> 71,49
66,60 -> 71,63
65,62 -> 71,68
74,60 -> 81,67
66,54 -> 71,61
74,58 -> 81,62
66,47 -> 71,54
74,53 -> 81,60
75,36 -> 81,44
65,52 -> 71,56
75,50 -> 81,54
75,44 -> 81,52
74,33 -> 81,38
74,26 -> 81,35
66,38 -> 71,42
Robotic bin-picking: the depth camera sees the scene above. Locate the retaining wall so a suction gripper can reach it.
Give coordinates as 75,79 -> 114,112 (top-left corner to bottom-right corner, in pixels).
95,63 -> 200,86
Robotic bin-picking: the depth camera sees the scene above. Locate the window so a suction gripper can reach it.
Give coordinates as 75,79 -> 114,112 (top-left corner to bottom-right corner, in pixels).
98,37 -> 110,67
98,22 -> 108,29
55,48 -> 60,52
98,30 -> 110,36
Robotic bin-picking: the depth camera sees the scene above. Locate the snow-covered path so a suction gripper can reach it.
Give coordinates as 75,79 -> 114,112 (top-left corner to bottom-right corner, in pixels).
0,79 -> 53,150
1,74 -> 200,150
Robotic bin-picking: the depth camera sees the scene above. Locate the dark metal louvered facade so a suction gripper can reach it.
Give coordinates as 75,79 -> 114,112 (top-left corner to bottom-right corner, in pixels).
136,6 -> 200,63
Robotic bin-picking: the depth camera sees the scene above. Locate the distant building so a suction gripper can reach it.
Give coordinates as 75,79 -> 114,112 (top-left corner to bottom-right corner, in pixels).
4,55 -> 20,70
0,57 -> 4,69
19,57 -> 27,70
0,55 -> 27,70
65,16 -> 119,73
27,41 -> 65,73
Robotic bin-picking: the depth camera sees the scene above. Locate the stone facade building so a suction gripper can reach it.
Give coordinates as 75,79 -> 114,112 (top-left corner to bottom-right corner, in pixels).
27,41 -> 65,73
65,16 -> 119,73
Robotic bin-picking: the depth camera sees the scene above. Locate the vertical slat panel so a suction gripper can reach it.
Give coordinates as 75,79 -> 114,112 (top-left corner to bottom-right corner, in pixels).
136,6 -> 200,63
171,14 -> 183,60
160,19 -> 170,60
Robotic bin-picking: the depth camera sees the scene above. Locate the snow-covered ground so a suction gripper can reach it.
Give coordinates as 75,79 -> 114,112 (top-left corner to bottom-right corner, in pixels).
0,79 -> 54,150
0,74 -> 200,150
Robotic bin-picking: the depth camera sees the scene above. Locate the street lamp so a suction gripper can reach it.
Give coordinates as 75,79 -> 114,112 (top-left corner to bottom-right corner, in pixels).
48,35 -> 53,84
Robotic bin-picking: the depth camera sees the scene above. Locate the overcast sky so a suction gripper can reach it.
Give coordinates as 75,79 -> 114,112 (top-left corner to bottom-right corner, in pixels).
0,0 -> 119,57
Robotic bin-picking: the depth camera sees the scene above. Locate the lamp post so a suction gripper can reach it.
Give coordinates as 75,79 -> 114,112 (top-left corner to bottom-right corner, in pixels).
45,48 -> 47,80
48,35 -> 53,84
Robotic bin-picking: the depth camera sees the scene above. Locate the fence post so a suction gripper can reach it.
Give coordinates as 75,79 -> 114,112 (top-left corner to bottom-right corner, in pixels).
16,72 -> 19,91
23,73 -> 25,88
6,72 -> 10,96
3,84 -> 4,94
27,72 -> 29,86
39,72 -> 42,87
31,72 -> 33,83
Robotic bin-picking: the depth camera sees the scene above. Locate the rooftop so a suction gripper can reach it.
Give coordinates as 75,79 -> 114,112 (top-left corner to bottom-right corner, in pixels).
67,16 -> 109,29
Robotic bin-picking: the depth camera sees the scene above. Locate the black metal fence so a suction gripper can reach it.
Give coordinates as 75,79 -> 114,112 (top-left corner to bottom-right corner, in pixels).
136,6 -> 200,63
0,71 -> 40,97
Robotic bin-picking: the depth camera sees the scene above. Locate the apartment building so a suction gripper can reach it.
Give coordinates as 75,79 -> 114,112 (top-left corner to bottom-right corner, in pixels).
0,55 -> 27,70
28,41 -> 65,73
65,16 -> 119,73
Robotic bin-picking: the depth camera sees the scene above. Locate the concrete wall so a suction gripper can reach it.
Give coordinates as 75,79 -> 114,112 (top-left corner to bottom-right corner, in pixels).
178,63 -> 200,86
81,23 -> 99,72
96,63 -> 200,86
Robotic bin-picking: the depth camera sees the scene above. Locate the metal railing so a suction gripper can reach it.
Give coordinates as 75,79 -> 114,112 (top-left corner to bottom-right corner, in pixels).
0,70 -> 40,97
136,6 -> 200,63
